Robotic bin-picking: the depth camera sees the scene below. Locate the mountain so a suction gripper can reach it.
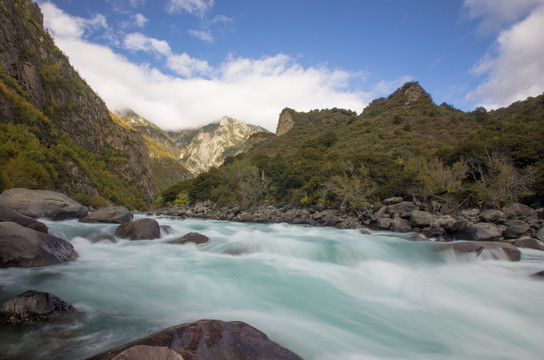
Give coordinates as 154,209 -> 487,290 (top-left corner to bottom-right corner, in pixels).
168,116 -> 269,175
0,0 -> 153,208
118,110 -> 192,194
157,82 -> 544,209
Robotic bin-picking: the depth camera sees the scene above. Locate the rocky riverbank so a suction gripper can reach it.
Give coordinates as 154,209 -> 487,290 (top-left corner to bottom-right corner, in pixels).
152,198 -> 544,249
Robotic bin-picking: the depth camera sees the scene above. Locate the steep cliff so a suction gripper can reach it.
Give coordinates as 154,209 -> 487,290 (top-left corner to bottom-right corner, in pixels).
0,0 -> 153,207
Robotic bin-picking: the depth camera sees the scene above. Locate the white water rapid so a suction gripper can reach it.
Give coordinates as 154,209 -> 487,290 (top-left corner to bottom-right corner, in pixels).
1,215 -> 543,359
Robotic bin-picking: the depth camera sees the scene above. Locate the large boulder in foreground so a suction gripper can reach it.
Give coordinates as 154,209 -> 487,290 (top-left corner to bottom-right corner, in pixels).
0,290 -> 77,324
80,206 -> 133,224
115,218 -> 160,240
88,319 -> 303,360
167,232 -> 209,245
0,205 -> 48,233
0,188 -> 88,220
111,345 -> 183,360
0,222 -> 78,268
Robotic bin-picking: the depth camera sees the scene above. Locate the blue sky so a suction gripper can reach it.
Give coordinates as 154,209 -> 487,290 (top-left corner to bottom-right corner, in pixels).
38,0 -> 544,131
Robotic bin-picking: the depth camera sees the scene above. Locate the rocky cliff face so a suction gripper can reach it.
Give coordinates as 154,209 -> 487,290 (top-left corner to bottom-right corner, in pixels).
178,116 -> 268,174
275,108 -> 295,136
0,0 -> 153,204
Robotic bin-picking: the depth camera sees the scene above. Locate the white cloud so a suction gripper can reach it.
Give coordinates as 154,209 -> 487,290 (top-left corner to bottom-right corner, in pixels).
123,32 -> 172,57
464,0 -> 544,32
40,1 -> 107,40
167,53 -> 212,77
39,2 -> 402,133
166,0 -> 214,17
134,13 -> 148,27
466,1 -> 544,108
188,29 -> 213,43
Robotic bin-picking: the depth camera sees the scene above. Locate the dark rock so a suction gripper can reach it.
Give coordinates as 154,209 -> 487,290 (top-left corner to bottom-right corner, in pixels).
383,197 -> 403,205
111,345 -> 183,360
0,188 -> 88,219
460,208 -> 480,220
0,290 -> 77,324
479,209 -> 503,223
168,232 -> 209,245
435,242 -> 484,256
410,233 -> 428,241
390,217 -> 412,232
0,222 -> 78,268
87,231 -> 117,244
455,222 -> 503,242
531,271 -> 544,278
115,218 -> 161,240
320,210 -> 340,226
359,229 -> 372,235
0,205 -> 48,233
422,226 -> 446,238
388,201 -> 419,218
88,319 -> 303,360
410,210 -> 433,228
80,206 -> 133,224
479,241 -> 521,261
160,225 -> 174,235
503,220 -> 530,239
513,237 -> 544,251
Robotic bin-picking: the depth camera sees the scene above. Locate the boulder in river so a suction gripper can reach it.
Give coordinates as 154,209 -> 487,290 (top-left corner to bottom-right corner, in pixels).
87,319 -> 303,360
0,290 -> 77,324
167,232 -> 209,245
454,222 -> 503,241
0,188 -> 88,220
115,218 -> 160,240
80,206 -> 133,224
479,241 -> 521,261
0,222 -> 78,268
0,205 -> 48,233
111,345 -> 183,360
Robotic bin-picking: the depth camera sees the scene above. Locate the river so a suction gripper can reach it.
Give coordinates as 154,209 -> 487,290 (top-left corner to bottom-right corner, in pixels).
1,215 -> 543,359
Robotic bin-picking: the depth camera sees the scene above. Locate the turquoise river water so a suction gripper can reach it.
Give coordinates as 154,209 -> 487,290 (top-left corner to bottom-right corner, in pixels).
1,215 -> 543,359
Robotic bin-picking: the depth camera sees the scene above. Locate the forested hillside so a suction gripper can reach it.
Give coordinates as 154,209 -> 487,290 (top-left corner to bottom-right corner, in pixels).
157,82 -> 544,211
0,0 -> 154,208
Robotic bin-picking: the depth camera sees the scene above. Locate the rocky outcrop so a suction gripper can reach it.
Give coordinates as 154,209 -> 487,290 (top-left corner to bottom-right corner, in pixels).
115,218 -> 160,240
275,108 -> 295,136
178,116 -> 269,174
0,188 -> 88,219
88,319 -> 303,360
80,206 -> 133,224
167,232 -> 209,245
0,222 -> 78,267
0,205 -> 48,233
0,290 -> 77,324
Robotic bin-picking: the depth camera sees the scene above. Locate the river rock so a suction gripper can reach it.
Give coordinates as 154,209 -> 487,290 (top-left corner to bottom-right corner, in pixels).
390,217 -> 412,232
168,232 -> 209,245
0,222 -> 78,268
536,227 -> 544,242
503,203 -> 536,220
388,201 -> 419,218
455,222 -> 503,242
513,237 -> 544,251
434,215 -> 457,232
115,218 -> 160,240
112,345 -> 184,360
503,220 -> 530,239
80,206 -> 133,224
0,188 -> 88,219
435,241 -> 484,256
376,217 -> 392,230
88,319 -> 303,360
531,270 -> 544,278
479,209 -> 503,223
0,205 -> 48,233
479,241 -> 521,261
87,231 -> 118,244
410,210 -> 433,228
383,197 -> 403,205
0,290 -> 77,324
